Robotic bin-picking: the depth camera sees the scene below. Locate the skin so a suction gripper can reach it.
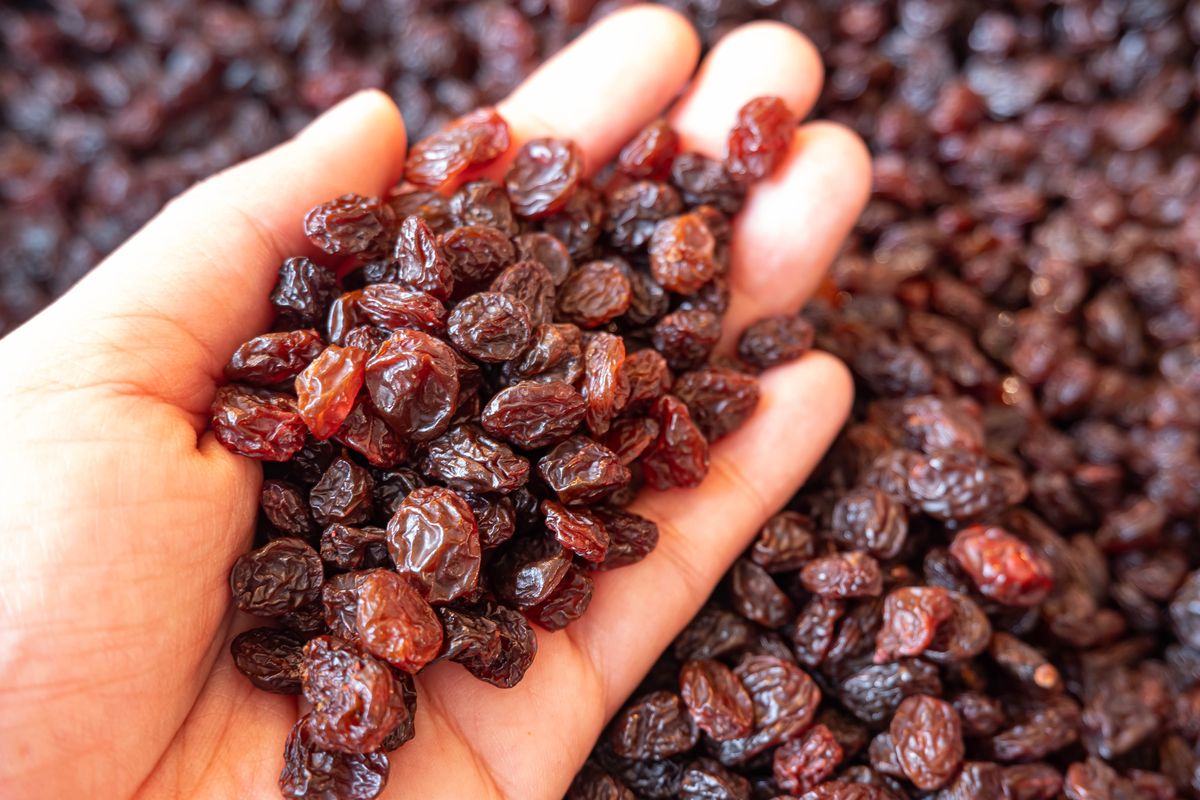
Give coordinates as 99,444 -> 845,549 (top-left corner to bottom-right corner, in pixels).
0,6 -> 870,800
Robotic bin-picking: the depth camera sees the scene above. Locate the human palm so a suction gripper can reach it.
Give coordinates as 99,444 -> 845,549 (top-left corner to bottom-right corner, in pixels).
0,7 -> 869,799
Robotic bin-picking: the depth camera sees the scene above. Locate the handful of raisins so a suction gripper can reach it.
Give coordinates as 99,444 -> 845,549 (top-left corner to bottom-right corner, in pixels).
213,99 -> 806,799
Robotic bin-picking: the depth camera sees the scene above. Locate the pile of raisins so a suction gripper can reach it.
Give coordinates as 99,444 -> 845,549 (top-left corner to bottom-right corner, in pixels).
216,99 -> 803,799
10,2 -> 1200,799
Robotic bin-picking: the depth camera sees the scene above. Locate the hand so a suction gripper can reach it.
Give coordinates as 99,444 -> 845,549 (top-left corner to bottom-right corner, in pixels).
0,7 -> 869,799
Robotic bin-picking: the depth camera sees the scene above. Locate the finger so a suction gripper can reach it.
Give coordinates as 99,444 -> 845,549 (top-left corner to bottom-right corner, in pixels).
663,22 -> 871,347
721,121 -> 872,342
23,90 -> 406,416
668,21 -> 824,155
573,352 -> 854,714
494,4 -> 700,176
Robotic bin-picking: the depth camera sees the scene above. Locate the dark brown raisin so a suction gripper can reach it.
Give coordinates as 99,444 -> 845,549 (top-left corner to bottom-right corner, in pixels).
231,627 -> 306,694
738,315 -> 815,370
231,538 -> 324,617
480,380 -> 586,449
673,367 -> 760,442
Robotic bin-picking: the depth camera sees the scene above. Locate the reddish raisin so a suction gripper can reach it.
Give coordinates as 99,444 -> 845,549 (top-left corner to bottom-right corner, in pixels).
725,96 -> 795,183
386,486 -> 480,604
505,138 -> 584,219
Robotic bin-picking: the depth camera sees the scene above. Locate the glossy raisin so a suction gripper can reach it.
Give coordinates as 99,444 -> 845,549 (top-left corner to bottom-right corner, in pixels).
386,486 -> 480,604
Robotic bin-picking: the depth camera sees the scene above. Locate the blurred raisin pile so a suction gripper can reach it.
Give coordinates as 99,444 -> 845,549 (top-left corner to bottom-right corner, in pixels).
8,0 -> 1200,798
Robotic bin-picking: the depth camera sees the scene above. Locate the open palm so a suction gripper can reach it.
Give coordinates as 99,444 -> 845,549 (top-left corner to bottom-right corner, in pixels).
0,7 -> 869,799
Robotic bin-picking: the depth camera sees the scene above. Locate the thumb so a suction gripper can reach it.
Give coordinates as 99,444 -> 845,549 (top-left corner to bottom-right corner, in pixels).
2,90 -> 406,419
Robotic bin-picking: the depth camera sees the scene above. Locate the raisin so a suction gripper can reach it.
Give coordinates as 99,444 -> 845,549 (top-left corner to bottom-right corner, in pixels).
355,284 -> 447,334
774,724 -> 844,794
714,655 -> 821,765
568,766 -> 637,800
451,600 -> 537,688
491,534 -> 572,609
752,512 -> 817,573
641,394 -> 710,490
538,436 -> 631,505
365,329 -> 459,442
606,181 -> 683,251
889,695 -> 964,790
839,659 -> 944,726
295,345 -> 367,440
333,398 -> 408,468
790,596 -> 846,668
923,591 -> 992,663
322,572 -> 363,642
462,492 -> 516,549
528,566 -> 594,631
738,315 -> 815,370
480,380 -> 586,449
557,260 -> 633,328
652,309 -> 721,372
301,634 -> 408,753
725,96 -> 795,183
670,152 -> 744,215
801,552 -> 884,598
386,486 -> 480,603
610,691 -> 699,760
225,329 -> 325,386
830,487 -> 908,559
404,106 -> 510,189
441,224 -> 516,287
271,258 -> 337,328
649,213 -> 716,295
679,659 -> 754,741
505,137 -> 584,219
582,332 -> 629,437
621,349 -> 673,408
591,507 -> 659,570
420,424 -> 530,494
304,193 -> 392,258
320,524 -> 387,570
873,586 -> 954,662
451,179 -> 517,235
490,259 -> 556,326
678,759 -> 750,799
515,232 -> 574,286
673,367 -> 760,442
602,417 -> 661,466
262,480 -> 315,537
543,186 -> 606,258
447,291 -> 532,362
211,385 -> 308,461
231,538 -> 324,617
279,716 -> 389,800
618,119 -> 679,179
387,215 -> 454,301
949,525 -> 1053,606
309,455 -> 374,526
729,559 -> 795,629
502,322 -> 584,385
231,627 -> 306,694
542,499 -> 609,562
354,570 -> 443,673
